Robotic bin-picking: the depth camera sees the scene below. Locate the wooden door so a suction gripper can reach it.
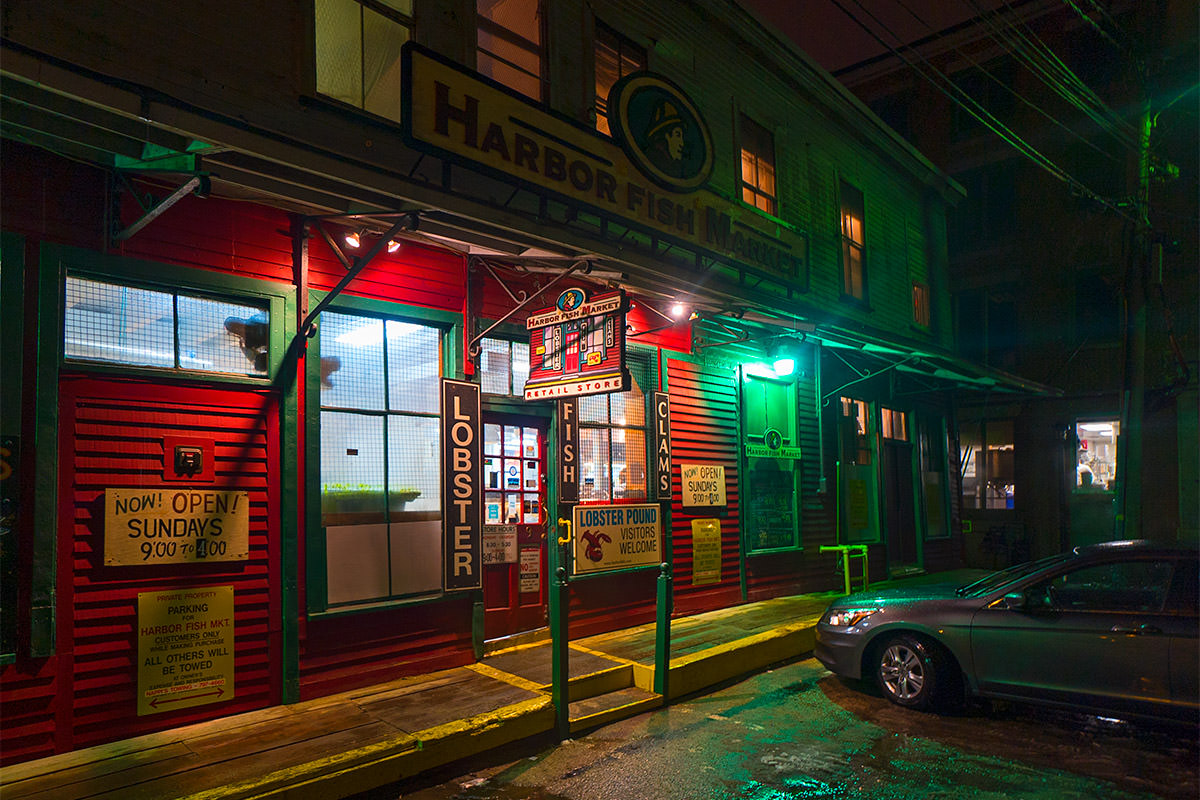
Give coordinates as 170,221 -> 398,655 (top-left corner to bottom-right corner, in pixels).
481,414 -> 549,639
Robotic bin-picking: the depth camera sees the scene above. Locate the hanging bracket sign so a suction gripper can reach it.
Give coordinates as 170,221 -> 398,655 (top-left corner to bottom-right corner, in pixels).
523,287 -> 630,401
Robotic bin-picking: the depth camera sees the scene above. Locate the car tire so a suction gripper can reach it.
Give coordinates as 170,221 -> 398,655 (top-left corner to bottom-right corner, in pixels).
875,634 -> 944,711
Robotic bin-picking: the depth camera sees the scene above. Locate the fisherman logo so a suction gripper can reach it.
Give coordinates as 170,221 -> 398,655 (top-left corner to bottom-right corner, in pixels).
608,73 -> 714,192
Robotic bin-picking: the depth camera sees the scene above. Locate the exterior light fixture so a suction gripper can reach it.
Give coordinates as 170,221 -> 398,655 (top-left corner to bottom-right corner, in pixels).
771,339 -> 796,377
387,239 -> 400,253
344,230 -> 362,249
670,302 -> 687,319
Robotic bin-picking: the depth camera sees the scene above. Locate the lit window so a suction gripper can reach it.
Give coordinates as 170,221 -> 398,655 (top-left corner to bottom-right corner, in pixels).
840,397 -> 872,465
912,283 -> 930,327
480,337 -> 530,396
739,115 -> 777,215
960,420 -> 1015,510
580,371 -> 647,502
477,0 -> 545,102
314,0 -> 413,124
318,311 -> 443,605
64,276 -> 270,376
840,181 -> 866,301
881,407 -> 908,441
1075,419 -> 1119,491
594,22 -> 645,135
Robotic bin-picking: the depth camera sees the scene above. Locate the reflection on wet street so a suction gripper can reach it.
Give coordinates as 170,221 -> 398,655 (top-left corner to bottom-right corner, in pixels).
359,658 -> 1198,800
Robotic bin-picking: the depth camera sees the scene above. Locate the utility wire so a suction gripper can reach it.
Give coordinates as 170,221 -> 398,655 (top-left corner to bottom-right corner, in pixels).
890,0 -> 1123,162
830,0 -> 1139,224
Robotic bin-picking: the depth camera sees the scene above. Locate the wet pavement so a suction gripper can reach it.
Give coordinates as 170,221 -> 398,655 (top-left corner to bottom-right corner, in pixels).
359,658 -> 1199,800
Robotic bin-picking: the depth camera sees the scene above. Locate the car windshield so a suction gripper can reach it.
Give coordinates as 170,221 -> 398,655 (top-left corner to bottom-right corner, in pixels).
955,552 -> 1074,597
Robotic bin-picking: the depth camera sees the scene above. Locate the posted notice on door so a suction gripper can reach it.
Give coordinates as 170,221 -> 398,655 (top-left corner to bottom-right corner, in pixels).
137,585 -> 234,716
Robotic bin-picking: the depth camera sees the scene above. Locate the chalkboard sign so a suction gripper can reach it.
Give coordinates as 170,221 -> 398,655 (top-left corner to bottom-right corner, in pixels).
743,458 -> 796,550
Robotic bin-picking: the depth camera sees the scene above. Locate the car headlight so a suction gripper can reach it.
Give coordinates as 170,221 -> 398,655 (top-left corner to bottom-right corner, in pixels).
824,608 -> 880,628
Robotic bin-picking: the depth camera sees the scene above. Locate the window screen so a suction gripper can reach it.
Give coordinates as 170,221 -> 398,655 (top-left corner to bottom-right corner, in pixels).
480,337 -> 530,396
579,367 -> 647,502
315,0 -> 413,124
64,276 -> 269,376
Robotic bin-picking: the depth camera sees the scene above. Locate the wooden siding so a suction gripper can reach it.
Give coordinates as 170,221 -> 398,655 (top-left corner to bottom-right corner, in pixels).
0,376 -> 281,761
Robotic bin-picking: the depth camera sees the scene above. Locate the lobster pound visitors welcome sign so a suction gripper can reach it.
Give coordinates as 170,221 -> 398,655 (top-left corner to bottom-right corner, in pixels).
571,503 -> 660,574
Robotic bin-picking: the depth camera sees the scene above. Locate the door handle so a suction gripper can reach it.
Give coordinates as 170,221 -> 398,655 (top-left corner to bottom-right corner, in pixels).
1110,624 -> 1163,635
556,517 -> 572,545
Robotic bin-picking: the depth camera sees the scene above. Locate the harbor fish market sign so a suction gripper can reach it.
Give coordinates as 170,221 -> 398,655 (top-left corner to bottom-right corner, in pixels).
402,43 -> 808,289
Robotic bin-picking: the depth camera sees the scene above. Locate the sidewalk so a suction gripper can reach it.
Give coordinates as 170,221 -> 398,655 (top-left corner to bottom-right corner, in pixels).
1,570 -> 982,800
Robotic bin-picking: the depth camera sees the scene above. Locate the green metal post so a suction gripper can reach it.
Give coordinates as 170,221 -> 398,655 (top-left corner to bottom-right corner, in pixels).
549,515 -> 570,738
653,561 -> 672,697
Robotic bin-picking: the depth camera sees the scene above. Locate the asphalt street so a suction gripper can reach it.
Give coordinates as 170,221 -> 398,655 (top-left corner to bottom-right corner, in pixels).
360,657 -> 1199,800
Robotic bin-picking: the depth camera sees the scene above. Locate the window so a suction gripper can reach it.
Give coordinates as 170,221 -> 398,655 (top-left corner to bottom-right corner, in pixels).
880,407 -> 908,441
739,115 -> 777,215
950,58 -> 1015,142
918,416 -> 950,539
948,163 -> 1016,253
1075,419 -> 1119,492
1031,560 -> 1173,613
955,289 -> 1017,370
594,21 -> 645,136
840,397 -> 871,465
480,337 -> 530,396
319,311 -> 444,605
912,282 -> 930,327
63,276 -> 270,377
839,180 -> 866,301
959,420 -> 1014,510
315,0 -> 413,124
483,423 -> 542,524
477,0 -> 545,102
579,370 -> 647,502
743,374 -> 800,551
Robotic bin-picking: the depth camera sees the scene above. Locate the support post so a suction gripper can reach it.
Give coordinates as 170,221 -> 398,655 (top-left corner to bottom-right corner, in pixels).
549,512 -> 571,739
653,562 -> 672,697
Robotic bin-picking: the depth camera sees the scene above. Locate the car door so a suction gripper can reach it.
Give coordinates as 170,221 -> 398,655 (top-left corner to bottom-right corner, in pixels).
1165,556 -> 1199,712
970,556 -> 1176,714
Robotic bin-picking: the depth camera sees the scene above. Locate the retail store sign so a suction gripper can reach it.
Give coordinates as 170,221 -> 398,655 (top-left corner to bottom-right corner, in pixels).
137,585 -> 233,716
104,489 -> 250,566
402,43 -> 808,291
442,379 -> 482,591
681,463 -> 726,507
572,503 -> 661,574
523,287 -> 630,401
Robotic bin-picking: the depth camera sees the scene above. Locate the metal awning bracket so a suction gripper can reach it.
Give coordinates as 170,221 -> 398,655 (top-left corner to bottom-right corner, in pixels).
467,259 -> 590,357
111,172 -> 210,242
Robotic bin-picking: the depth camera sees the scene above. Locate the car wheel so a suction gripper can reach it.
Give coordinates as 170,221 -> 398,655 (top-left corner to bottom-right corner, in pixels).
875,635 -> 942,710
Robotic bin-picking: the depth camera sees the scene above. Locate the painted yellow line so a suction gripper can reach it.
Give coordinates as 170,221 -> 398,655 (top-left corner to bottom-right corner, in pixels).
466,661 -> 547,694
569,641 -> 640,667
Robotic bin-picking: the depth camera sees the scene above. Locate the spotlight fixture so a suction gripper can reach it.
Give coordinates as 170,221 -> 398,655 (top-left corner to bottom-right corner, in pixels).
344,230 -> 362,249
387,239 -> 400,253
670,302 -> 687,319
770,339 -> 797,377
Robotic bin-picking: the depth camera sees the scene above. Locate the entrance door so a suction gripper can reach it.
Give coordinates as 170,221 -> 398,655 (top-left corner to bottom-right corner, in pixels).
882,441 -> 918,568
482,414 -> 549,639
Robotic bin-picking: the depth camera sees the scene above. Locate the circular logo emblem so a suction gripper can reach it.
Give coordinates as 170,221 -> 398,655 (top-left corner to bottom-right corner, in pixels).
764,428 -> 783,451
609,73 -> 714,192
556,288 -> 587,312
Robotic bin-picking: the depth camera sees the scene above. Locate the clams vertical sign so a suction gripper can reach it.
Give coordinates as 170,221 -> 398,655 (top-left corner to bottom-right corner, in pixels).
442,379 -> 481,591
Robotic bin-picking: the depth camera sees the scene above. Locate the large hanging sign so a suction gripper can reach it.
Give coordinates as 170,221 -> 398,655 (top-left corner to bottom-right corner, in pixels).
442,379 -> 482,591
653,391 -> 671,499
104,489 -> 250,566
137,585 -> 234,716
401,43 -> 808,291
523,287 -> 630,401
572,503 -> 661,574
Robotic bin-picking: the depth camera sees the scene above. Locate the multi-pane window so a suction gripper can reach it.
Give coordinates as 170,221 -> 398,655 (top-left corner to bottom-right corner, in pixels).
315,0 -> 413,124
1075,419 -> 1119,491
912,283 -> 930,327
63,276 -> 270,376
840,180 -> 866,301
477,0 -> 545,102
319,311 -> 443,605
959,420 -> 1015,510
840,397 -> 871,465
579,371 -> 647,502
480,337 -> 530,396
483,423 -> 542,525
739,115 -> 777,215
594,21 -> 645,136
880,407 -> 908,441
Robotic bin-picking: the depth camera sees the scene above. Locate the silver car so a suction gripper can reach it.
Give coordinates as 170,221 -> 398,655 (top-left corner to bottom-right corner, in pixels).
814,540 -> 1199,722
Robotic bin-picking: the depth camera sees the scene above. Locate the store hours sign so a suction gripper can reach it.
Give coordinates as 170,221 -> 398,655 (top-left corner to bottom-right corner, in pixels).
104,489 -> 250,565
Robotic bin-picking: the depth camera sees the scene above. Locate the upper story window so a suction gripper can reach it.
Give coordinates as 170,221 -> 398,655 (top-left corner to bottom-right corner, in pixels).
839,180 -> 866,301
594,21 -> 645,136
912,282 -> 930,327
64,275 -> 270,377
314,0 -> 413,125
480,337 -> 530,396
948,163 -> 1016,254
739,115 -> 777,215
477,0 -> 546,102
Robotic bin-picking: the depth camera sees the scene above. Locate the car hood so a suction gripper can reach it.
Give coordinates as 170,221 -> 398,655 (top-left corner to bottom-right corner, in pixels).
831,581 -> 966,607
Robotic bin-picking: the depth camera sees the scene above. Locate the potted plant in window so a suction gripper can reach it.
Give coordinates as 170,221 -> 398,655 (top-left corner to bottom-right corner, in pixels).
322,484 -> 421,516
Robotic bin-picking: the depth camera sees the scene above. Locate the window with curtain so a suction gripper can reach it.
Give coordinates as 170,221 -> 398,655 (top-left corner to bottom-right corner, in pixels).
477,0 -> 545,102
840,180 -> 866,301
594,21 -> 645,136
319,311 -> 444,604
314,0 -> 413,124
740,115 -> 777,215
579,369 -> 647,502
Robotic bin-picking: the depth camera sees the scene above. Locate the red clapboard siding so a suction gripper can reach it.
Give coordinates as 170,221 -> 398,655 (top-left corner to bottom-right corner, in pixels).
306,235 -> 466,313
665,357 -> 743,616
298,596 -> 475,700
0,659 -> 61,765
57,376 -> 279,754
